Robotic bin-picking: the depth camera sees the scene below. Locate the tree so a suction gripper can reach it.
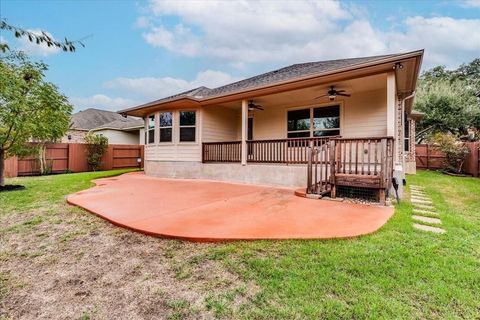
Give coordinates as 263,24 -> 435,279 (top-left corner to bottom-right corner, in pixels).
1,20 -> 86,53
414,59 -> 480,141
84,133 -> 108,171
0,51 -> 72,186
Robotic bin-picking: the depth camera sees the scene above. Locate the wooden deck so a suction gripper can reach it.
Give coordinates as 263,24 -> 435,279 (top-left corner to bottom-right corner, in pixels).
202,137 -> 394,204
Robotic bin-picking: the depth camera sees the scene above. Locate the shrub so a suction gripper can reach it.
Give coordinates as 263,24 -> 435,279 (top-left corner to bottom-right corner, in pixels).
430,133 -> 470,173
84,133 -> 108,171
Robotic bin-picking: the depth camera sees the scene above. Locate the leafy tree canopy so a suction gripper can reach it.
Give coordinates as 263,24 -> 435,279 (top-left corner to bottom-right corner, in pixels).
0,51 -> 73,185
414,58 -> 480,140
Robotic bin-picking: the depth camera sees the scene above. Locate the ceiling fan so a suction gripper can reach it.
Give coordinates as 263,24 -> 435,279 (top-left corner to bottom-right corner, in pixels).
248,100 -> 264,111
315,86 -> 351,101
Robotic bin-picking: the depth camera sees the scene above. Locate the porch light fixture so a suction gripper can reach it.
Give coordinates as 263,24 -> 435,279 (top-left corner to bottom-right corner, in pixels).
393,62 -> 403,70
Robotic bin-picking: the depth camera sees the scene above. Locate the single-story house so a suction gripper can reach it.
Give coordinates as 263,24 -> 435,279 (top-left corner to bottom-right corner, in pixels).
62,108 -> 145,145
120,50 -> 424,203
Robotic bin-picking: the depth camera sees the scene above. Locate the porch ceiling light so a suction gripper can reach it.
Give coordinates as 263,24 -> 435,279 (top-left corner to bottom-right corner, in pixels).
393,62 -> 403,70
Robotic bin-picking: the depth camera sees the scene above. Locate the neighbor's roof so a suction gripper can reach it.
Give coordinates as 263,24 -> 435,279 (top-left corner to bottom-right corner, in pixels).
71,108 -> 144,131
120,50 -> 424,115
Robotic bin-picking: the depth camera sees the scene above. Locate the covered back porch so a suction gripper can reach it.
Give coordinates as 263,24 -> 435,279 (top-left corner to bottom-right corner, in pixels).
200,72 -> 398,203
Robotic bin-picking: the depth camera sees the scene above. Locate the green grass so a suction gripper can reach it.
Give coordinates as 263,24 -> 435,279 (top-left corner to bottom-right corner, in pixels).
201,170 -> 480,319
0,169 -> 137,216
1,169 -> 479,319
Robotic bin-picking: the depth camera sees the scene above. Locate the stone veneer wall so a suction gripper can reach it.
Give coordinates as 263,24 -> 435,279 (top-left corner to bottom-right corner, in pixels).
61,129 -> 88,144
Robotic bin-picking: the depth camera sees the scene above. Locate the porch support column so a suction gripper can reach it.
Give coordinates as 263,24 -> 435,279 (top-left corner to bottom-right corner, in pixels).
241,99 -> 248,165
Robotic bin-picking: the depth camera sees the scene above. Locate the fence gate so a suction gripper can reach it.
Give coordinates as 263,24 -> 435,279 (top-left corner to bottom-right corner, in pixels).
307,141 -> 332,195
111,146 -> 142,169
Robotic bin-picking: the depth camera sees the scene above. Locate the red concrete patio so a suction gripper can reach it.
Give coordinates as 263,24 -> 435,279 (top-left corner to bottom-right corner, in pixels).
67,172 -> 394,242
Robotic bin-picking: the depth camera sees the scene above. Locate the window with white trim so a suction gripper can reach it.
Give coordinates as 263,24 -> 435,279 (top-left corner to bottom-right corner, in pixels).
159,112 -> 173,142
287,105 -> 340,138
147,115 -> 155,144
179,111 -> 196,142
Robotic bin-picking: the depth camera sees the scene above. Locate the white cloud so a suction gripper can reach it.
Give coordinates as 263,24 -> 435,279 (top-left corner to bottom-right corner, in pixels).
140,0 -> 480,69
104,69 -> 243,100
18,29 -> 61,57
386,16 -> 480,68
134,16 -> 151,28
460,0 -> 480,8
69,94 -> 137,112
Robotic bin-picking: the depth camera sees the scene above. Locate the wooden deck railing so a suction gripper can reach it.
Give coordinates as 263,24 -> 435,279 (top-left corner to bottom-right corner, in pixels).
306,137 -> 394,203
247,137 -> 331,164
202,141 -> 241,163
202,137 -> 333,164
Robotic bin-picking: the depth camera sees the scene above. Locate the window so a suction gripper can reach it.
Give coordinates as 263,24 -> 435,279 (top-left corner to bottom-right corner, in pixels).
287,105 -> 340,138
313,106 -> 340,137
179,111 -> 196,142
159,112 -> 173,142
147,115 -> 155,144
287,109 -> 310,138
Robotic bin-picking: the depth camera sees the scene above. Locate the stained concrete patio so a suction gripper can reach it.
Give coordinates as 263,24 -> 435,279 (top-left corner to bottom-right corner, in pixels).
67,172 -> 394,242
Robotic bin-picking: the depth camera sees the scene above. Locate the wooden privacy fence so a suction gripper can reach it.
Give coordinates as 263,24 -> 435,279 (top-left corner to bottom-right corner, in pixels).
5,143 -> 144,178
415,142 -> 480,177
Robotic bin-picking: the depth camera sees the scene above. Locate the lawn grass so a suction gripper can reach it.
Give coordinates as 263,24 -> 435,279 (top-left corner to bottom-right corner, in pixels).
0,169 -> 137,216
201,170 -> 480,319
1,169 -> 479,319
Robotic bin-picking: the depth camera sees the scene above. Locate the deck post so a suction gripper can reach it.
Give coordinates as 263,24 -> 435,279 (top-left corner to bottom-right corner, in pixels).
307,143 -> 312,193
329,140 -> 337,198
241,99 -> 248,165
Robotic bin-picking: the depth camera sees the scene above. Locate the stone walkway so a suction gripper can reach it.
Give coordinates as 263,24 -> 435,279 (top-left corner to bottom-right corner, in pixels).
409,185 -> 445,234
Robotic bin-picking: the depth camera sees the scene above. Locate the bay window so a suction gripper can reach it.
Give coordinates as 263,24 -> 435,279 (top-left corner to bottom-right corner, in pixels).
179,111 -> 196,142
159,112 -> 173,142
147,115 -> 155,144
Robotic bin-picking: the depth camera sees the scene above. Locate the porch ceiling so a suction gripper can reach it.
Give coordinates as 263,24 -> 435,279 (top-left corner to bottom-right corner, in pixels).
215,73 -> 387,110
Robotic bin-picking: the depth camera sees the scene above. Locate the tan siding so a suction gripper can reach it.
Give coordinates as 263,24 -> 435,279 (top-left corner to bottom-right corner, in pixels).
243,88 -> 387,140
202,106 -> 238,142
343,89 -> 387,137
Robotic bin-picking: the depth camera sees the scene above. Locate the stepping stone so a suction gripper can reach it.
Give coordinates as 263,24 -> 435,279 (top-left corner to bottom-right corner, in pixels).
413,208 -> 438,216
411,195 -> 430,201
411,199 -> 433,205
410,186 -> 425,190
412,215 -> 442,224
410,191 -> 427,196
413,223 -> 446,234
413,204 -> 435,211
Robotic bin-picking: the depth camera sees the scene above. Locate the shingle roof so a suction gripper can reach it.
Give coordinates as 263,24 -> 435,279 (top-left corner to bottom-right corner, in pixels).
203,54 -> 397,98
71,108 -> 144,130
121,51 -> 425,115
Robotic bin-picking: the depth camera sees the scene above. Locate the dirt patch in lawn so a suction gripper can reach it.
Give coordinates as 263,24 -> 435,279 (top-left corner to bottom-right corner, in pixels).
0,203 -> 258,319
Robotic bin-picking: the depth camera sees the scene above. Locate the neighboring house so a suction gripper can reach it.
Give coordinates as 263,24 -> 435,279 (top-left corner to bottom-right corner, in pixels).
62,108 -> 145,145
120,50 -> 424,202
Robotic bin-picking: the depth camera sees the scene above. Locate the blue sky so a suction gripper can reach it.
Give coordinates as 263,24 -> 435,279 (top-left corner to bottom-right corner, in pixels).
1,0 -> 479,112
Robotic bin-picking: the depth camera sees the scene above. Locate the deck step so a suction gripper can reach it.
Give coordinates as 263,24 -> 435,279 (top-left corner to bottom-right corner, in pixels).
412,215 -> 442,225
413,223 -> 445,234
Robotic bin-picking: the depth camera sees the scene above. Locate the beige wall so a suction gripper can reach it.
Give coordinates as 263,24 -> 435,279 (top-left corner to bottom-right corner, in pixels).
202,105 -> 239,142
94,129 -> 140,145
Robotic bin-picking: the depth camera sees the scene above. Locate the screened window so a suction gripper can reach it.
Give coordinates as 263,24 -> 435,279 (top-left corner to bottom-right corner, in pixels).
147,115 -> 155,144
287,105 -> 340,138
159,112 -> 173,142
179,111 -> 196,142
